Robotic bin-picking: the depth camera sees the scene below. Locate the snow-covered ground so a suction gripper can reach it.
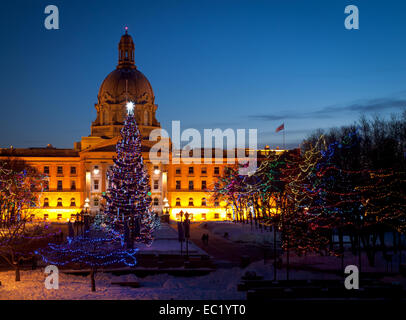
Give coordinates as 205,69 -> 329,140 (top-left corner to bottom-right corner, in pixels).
1,254 -> 405,299
1,222 -> 404,300
0,261 -> 284,300
200,221 -> 279,245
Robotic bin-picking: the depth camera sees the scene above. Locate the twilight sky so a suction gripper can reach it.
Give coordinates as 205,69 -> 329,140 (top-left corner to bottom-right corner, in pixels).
1,0 -> 406,149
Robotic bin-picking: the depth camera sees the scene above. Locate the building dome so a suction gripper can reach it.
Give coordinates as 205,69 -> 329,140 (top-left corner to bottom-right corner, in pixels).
98,68 -> 154,105
98,30 -> 154,105
91,29 -> 160,139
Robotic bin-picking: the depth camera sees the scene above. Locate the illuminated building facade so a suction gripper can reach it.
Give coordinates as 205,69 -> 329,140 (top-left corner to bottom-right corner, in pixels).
0,31 -> 278,222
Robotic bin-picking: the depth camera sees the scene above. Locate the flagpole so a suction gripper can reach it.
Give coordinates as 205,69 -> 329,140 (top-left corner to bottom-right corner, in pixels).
283,128 -> 285,150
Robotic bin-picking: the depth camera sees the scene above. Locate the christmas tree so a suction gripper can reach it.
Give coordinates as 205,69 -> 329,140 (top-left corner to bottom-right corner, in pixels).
103,101 -> 158,245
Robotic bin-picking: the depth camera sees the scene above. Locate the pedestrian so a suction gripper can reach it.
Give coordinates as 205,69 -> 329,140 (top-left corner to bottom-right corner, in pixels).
201,233 -> 206,245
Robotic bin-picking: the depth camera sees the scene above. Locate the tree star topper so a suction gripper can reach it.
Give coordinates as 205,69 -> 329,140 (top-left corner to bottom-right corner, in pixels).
126,101 -> 135,115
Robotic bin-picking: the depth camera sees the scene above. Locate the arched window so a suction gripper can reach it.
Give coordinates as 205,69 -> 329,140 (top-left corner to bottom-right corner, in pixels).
57,198 -> 63,207
188,198 -> 194,206
176,198 -> 181,206
43,198 -> 49,207
153,197 -> 159,206
201,198 -> 207,206
70,198 -> 76,207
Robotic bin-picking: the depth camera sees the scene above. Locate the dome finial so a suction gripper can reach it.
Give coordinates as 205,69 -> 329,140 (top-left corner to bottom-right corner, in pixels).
124,26 -> 128,34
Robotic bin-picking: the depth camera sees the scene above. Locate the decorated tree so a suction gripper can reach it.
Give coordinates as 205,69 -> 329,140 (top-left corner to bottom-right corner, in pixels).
36,227 -> 138,291
103,102 -> 158,246
0,159 -> 53,281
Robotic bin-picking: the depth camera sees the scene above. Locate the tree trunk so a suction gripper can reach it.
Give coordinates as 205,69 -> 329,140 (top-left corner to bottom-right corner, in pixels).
15,266 -> 20,282
273,221 -> 277,281
398,232 -> 402,272
90,268 -> 96,292
361,233 -> 375,267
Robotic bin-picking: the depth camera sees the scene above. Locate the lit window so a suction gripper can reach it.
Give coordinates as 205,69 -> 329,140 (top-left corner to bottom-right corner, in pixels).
175,168 -> 181,175
201,198 -> 207,206
201,180 -> 207,190
153,197 -> 159,206
57,181 -> 63,191
94,180 -> 99,190
176,198 -> 181,206
188,167 -> 194,175
57,214 -> 62,220
70,198 -> 76,207
71,181 -> 76,191
44,166 -> 49,174
188,181 -> 194,190
57,166 -> 63,175
201,167 -> 207,175
214,213 -> 220,219
176,181 -> 181,190
94,198 -> 99,207
188,198 -> 194,206
70,166 -> 76,175
214,167 -> 220,175
57,198 -> 63,207
153,180 -> 159,190
43,198 -> 49,207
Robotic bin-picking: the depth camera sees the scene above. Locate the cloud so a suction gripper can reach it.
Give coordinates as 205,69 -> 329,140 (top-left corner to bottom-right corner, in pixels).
249,96 -> 406,122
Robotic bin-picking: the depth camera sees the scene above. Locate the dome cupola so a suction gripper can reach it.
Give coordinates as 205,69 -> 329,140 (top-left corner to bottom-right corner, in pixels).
118,27 -> 135,69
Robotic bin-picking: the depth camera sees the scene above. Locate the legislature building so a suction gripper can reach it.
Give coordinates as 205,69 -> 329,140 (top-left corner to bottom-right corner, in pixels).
0,31 -> 275,222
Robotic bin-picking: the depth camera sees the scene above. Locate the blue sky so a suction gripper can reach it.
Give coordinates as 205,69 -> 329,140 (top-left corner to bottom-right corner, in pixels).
1,0 -> 406,149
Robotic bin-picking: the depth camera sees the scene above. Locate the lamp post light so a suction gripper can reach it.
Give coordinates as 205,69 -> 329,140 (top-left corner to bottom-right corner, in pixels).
161,197 -> 170,223
84,198 -> 90,215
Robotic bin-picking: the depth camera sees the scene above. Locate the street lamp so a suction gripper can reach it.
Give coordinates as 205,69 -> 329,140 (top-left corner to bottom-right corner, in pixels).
84,198 -> 90,214
163,197 -> 169,213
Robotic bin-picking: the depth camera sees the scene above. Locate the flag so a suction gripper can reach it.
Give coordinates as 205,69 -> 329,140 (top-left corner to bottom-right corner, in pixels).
275,123 -> 284,133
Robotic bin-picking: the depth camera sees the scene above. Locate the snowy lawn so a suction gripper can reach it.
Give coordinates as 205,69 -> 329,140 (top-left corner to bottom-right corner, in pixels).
0,265 -> 250,300
0,260 -> 339,300
1,256 -> 403,299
